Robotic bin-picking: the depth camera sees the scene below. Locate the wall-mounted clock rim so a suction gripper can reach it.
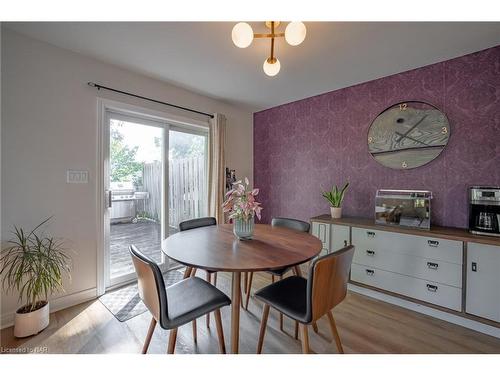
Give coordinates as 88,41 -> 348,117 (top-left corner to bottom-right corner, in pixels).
366,100 -> 451,170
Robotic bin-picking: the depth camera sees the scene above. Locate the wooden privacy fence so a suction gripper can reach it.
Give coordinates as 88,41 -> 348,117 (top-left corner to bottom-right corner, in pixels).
142,157 -> 207,228
142,161 -> 162,221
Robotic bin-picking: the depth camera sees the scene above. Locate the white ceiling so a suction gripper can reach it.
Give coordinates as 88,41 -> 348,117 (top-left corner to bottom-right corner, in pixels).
5,22 -> 500,111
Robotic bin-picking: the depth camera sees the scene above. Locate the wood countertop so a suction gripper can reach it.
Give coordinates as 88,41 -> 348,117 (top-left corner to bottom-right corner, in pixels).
310,214 -> 500,247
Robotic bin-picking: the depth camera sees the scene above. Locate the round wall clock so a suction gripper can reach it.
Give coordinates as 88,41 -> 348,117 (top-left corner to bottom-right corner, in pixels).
367,101 -> 450,170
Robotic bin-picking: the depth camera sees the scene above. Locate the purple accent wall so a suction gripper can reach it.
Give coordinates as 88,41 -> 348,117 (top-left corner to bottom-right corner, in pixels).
253,45 -> 500,228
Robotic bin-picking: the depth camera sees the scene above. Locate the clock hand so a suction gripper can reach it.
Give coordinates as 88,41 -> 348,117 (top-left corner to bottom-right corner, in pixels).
371,144 -> 445,155
394,132 -> 430,147
395,114 -> 428,145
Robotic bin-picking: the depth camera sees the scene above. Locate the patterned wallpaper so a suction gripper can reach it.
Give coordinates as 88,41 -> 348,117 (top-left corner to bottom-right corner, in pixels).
253,45 -> 500,228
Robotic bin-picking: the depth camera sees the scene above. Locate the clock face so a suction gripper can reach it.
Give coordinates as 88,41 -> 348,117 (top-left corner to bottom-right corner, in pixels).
368,101 -> 450,170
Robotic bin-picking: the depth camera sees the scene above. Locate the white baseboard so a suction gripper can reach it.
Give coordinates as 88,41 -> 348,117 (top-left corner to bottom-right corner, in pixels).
1,287 -> 97,330
348,283 -> 500,339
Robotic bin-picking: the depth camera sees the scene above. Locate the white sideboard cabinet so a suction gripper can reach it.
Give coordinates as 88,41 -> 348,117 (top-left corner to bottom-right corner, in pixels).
310,215 -> 500,326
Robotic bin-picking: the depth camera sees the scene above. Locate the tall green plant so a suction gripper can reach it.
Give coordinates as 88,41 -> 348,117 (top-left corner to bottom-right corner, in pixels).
110,124 -> 143,183
0,218 -> 72,312
322,182 -> 349,207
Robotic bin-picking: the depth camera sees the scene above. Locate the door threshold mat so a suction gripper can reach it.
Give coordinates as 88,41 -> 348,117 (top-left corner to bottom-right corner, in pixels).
99,268 -> 185,322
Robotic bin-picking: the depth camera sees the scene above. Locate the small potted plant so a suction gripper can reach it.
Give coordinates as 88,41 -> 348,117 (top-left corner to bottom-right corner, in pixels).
222,177 -> 263,240
0,217 -> 72,337
322,182 -> 349,219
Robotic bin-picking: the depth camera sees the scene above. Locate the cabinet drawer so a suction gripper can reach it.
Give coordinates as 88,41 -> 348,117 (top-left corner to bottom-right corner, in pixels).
351,263 -> 462,311
353,247 -> 462,287
352,227 -> 463,264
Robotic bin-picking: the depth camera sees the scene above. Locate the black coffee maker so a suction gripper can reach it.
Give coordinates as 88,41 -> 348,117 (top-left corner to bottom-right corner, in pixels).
469,186 -> 500,237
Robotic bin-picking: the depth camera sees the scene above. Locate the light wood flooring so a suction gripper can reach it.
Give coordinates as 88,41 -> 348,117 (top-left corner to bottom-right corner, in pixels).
2,270 -> 499,354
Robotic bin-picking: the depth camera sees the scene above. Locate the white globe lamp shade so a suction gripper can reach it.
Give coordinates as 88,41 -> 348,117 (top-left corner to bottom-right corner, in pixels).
263,58 -> 281,77
232,22 -> 253,48
285,22 -> 306,46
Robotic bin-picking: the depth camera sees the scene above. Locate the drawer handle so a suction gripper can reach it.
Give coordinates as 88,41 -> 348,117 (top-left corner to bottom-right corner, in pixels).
427,240 -> 439,247
367,231 -> 376,238
427,262 -> 439,270
365,269 -> 375,276
426,284 -> 438,292
366,250 -> 375,256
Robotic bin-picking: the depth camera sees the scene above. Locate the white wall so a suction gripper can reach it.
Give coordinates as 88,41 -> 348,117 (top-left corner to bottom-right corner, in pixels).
0,28 -> 254,326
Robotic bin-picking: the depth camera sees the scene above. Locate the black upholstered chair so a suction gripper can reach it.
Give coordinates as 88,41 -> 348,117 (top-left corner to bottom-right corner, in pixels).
179,217 -> 217,232
254,245 -> 354,354
129,245 -> 230,354
244,217 -> 311,331
178,217 -> 220,328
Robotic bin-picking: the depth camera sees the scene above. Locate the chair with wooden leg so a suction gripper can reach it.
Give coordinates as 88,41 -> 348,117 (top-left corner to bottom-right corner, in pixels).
245,217 -> 310,332
179,217 -> 218,328
129,245 -> 230,354
254,245 -> 354,354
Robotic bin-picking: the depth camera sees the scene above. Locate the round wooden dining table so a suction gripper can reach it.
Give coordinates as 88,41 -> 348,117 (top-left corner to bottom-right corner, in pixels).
161,223 -> 322,353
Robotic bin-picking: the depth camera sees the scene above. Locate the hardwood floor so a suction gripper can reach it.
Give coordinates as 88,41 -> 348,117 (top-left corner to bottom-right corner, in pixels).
2,270 -> 499,354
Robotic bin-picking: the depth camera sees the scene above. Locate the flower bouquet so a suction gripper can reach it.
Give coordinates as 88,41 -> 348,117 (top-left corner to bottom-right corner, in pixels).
222,177 -> 262,240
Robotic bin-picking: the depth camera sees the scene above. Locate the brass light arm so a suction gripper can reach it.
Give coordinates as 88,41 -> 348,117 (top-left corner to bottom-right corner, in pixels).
270,22 -> 275,62
253,32 -> 285,38
266,21 -> 277,63
254,22 -> 282,63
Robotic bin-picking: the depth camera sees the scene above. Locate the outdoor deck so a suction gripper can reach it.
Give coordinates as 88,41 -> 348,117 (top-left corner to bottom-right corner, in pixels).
110,220 -> 178,278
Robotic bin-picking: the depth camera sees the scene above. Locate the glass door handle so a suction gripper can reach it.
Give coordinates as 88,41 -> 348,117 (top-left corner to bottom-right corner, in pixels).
106,190 -> 112,208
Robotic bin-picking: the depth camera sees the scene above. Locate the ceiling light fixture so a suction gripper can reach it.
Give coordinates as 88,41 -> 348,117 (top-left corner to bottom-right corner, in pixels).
231,21 -> 306,77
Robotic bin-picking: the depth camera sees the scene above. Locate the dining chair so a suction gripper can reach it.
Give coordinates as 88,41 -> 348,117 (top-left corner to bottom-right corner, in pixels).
254,245 -> 354,354
244,217 -> 310,332
179,217 -> 217,328
129,245 -> 230,354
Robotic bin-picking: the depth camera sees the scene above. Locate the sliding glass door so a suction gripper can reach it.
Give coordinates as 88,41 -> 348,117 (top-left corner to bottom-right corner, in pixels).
104,111 -> 168,287
102,107 -> 209,289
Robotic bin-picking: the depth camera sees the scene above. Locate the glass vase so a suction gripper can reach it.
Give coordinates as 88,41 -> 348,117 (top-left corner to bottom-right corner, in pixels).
233,217 -> 255,240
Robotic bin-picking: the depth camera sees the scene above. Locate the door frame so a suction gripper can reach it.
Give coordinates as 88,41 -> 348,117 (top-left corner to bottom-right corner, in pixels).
96,98 -> 209,295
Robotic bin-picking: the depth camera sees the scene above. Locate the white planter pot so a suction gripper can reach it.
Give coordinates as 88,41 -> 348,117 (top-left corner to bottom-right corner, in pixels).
14,301 -> 49,338
330,207 -> 342,219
